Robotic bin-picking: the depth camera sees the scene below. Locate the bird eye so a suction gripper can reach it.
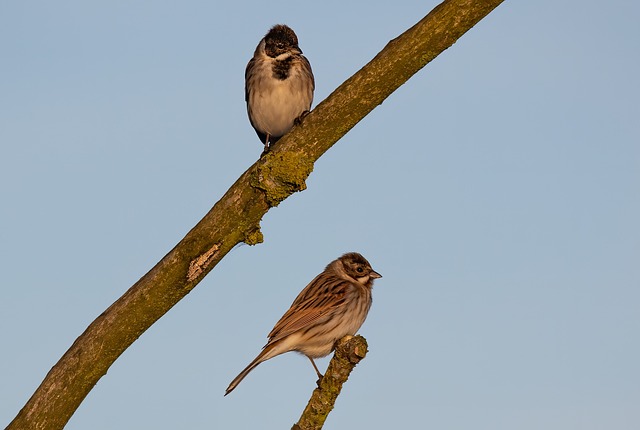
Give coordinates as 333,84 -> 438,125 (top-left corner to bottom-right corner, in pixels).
356,267 -> 364,273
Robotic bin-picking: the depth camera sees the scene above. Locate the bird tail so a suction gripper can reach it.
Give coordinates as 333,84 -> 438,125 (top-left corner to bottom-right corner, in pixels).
224,344 -> 281,396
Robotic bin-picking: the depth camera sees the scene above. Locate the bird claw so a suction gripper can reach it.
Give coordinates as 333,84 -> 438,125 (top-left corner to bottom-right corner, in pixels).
294,110 -> 310,126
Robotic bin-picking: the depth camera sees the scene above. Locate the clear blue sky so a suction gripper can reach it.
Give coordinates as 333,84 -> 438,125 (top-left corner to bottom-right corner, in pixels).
2,1 -> 639,429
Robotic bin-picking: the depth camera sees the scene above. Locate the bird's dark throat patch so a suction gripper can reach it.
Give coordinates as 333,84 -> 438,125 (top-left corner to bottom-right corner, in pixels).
272,57 -> 295,80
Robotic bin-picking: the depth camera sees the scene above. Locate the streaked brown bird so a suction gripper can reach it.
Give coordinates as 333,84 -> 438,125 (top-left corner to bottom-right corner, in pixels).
245,24 -> 314,152
225,252 -> 381,395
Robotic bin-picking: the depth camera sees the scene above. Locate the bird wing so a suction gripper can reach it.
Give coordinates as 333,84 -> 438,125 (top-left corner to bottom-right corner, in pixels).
300,55 -> 315,90
266,274 -> 348,343
244,58 -> 256,102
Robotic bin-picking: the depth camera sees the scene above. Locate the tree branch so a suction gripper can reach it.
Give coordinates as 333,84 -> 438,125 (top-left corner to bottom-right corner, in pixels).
7,1 -> 504,429
292,336 -> 369,430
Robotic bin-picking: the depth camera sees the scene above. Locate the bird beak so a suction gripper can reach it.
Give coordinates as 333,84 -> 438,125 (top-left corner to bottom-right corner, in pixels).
292,47 -> 302,55
370,270 -> 382,279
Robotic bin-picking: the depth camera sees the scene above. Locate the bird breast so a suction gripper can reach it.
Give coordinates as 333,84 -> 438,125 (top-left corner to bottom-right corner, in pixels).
247,59 -> 312,138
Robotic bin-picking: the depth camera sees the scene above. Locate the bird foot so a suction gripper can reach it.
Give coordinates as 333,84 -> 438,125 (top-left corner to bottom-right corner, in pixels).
294,110 -> 310,126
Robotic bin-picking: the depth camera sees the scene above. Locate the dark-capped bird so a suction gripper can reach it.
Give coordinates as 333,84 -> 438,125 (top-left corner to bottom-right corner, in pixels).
225,252 -> 381,395
245,24 -> 314,152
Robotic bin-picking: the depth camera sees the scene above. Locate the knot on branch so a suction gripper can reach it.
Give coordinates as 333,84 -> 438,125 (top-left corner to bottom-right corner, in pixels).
334,334 -> 368,365
243,227 -> 264,246
251,150 -> 314,207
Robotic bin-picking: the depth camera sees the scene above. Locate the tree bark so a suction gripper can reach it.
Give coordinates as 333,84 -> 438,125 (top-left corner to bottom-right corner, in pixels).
292,336 -> 369,430
7,1 -> 505,429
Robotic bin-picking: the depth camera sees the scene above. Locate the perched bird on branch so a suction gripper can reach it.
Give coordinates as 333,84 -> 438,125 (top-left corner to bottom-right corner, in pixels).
245,24 -> 314,152
225,252 -> 381,395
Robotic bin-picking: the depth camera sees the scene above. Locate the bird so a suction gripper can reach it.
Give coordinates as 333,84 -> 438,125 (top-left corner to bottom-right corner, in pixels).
225,252 -> 381,395
245,24 -> 315,152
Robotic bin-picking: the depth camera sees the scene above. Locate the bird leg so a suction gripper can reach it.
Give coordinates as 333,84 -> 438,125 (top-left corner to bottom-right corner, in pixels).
307,356 -> 324,386
262,133 -> 271,154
